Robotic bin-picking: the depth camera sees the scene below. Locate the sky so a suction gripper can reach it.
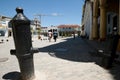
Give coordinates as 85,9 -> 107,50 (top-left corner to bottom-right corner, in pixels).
0,0 -> 85,27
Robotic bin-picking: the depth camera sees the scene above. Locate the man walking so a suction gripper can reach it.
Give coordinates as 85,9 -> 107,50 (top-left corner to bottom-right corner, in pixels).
53,30 -> 58,42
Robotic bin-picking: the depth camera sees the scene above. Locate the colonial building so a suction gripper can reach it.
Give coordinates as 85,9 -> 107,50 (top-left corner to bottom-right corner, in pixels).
92,0 -> 119,40
81,0 -> 93,39
82,0 -> 119,49
82,0 -> 119,40
30,18 -> 41,35
47,25 -> 58,32
41,27 -> 48,36
0,15 -> 12,37
58,24 -> 80,36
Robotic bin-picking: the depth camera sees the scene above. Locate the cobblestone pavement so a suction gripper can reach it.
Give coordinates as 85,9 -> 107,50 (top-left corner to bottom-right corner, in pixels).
0,36 -> 120,80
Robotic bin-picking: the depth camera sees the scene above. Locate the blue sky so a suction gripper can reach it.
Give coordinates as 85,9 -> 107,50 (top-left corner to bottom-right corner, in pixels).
0,0 -> 84,27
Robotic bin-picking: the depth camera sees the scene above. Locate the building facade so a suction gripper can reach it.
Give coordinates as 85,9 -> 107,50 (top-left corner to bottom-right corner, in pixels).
0,15 -> 12,37
47,25 -> 58,32
30,18 -> 41,35
92,0 -> 119,40
82,0 -> 119,40
81,0 -> 93,39
58,24 -> 80,37
82,0 -> 119,50
41,27 -> 48,36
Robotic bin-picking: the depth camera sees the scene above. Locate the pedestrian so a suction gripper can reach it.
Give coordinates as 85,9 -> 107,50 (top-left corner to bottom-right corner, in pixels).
53,30 -> 58,42
73,32 -> 75,39
38,35 -> 42,40
48,30 -> 52,42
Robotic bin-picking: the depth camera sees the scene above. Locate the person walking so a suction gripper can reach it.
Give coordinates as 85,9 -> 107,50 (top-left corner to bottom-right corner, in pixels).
53,30 -> 58,42
48,30 -> 52,42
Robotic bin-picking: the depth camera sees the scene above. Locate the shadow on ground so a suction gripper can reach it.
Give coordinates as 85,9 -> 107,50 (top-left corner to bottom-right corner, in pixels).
38,37 -> 96,62
38,37 -> 120,80
2,71 -> 20,80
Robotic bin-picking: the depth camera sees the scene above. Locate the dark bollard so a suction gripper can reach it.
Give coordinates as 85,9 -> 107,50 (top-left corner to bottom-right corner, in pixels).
10,7 -> 39,80
106,28 -> 119,68
101,27 -> 120,69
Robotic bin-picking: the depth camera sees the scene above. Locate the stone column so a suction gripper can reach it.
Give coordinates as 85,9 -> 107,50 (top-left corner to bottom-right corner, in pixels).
99,0 -> 107,40
92,16 -> 98,39
92,0 -> 99,39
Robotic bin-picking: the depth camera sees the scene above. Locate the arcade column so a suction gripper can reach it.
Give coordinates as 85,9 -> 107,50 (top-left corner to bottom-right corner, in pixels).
92,0 -> 99,39
99,0 -> 107,40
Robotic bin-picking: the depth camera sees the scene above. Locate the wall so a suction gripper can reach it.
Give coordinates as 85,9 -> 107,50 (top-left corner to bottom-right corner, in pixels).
82,1 -> 93,39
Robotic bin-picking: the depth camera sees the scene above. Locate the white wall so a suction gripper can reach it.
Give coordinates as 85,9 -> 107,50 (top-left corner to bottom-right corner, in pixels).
47,26 -> 58,31
83,1 -> 93,39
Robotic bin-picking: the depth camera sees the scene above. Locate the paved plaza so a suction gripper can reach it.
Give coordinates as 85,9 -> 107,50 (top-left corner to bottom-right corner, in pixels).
0,36 -> 120,80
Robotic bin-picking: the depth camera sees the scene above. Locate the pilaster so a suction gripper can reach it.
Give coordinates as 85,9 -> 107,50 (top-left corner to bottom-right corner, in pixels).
92,0 -> 99,39
99,0 -> 107,40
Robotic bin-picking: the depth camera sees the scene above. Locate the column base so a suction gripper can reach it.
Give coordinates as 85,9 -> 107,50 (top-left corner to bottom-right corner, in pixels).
98,38 -> 106,42
92,37 -> 99,40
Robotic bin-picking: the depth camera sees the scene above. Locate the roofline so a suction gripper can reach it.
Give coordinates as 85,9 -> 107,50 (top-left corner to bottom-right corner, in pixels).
0,15 -> 12,19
